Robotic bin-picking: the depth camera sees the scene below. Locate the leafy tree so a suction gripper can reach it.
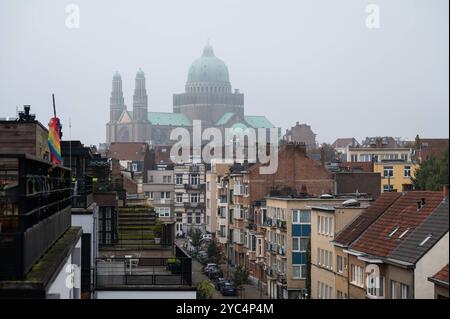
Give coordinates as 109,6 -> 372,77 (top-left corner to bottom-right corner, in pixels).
197,280 -> 215,299
233,266 -> 249,298
207,240 -> 223,264
413,148 -> 449,191
189,228 -> 203,249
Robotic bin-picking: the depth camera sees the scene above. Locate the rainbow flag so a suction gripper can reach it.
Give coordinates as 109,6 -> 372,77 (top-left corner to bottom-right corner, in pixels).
48,117 -> 62,164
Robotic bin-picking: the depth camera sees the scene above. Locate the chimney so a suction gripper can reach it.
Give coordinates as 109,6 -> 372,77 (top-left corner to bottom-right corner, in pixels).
443,185 -> 449,199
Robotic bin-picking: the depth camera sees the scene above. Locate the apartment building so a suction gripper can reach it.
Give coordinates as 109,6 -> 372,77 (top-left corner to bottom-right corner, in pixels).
205,162 -> 231,237
428,264 -> 449,299
374,161 -> 419,193
143,165 -> 174,221
173,163 -> 206,236
333,191 -> 449,299
346,136 -> 413,164
0,154 -> 82,298
264,195 -> 372,299
310,201 -> 369,299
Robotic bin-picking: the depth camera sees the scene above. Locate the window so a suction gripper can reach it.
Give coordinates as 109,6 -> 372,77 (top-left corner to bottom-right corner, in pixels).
195,213 -> 201,224
219,225 -> 226,237
190,174 -> 200,185
388,226 -> 399,237
190,193 -> 200,203
156,207 -> 170,218
187,214 -> 192,224
132,163 -> 138,172
145,191 -> 153,199
206,181 -> 210,191
351,154 -> 358,162
292,264 -> 306,279
176,193 -> 183,203
383,184 -> 394,192
176,174 -> 183,185
400,283 -> 409,299
383,166 -> 394,178
367,274 -> 384,298
293,209 -> 311,224
404,166 -> 411,177
300,210 -> 311,223
391,281 -> 397,299
317,215 -> 321,233
160,192 -> 170,199
292,237 -> 308,252
206,198 -> 210,209
351,265 -> 364,287
163,175 -> 172,183
337,255 -> 343,273
325,217 -> 329,234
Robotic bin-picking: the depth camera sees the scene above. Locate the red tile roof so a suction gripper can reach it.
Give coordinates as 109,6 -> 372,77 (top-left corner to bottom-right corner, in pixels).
429,264 -> 449,287
350,191 -> 444,257
334,192 -> 401,247
107,142 -> 149,161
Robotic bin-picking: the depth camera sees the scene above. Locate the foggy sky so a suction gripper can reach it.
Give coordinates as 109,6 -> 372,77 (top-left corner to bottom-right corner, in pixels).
0,0 -> 448,147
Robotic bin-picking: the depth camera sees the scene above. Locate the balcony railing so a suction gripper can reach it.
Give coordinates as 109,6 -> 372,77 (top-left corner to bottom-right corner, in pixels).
0,154 -> 72,278
95,256 -> 192,289
71,175 -> 94,209
184,183 -> 205,191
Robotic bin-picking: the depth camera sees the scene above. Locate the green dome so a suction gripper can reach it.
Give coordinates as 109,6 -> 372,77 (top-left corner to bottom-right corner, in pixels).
187,45 -> 230,83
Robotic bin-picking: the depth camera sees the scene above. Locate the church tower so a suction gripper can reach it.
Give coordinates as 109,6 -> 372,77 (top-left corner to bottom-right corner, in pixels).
109,71 -> 125,122
132,68 -> 148,121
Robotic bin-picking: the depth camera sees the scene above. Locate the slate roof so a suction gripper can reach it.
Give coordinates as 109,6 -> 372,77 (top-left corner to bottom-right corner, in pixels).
387,198 -> 449,264
350,191 -> 445,258
333,192 -> 401,247
429,264 -> 449,288
332,138 -> 359,149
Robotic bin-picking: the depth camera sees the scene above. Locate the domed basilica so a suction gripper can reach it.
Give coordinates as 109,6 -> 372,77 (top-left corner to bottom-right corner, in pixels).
106,44 -> 275,145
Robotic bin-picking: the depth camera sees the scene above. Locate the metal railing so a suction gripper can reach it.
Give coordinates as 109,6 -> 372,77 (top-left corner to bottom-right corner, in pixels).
95,256 -> 192,289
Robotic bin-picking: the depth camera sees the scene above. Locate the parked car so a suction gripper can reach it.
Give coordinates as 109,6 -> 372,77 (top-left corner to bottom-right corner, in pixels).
214,278 -> 228,291
220,282 -> 237,296
201,233 -> 213,241
203,263 -> 218,274
207,268 -> 223,280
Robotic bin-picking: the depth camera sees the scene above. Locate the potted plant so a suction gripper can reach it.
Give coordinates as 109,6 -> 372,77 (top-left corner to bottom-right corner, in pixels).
153,221 -> 163,244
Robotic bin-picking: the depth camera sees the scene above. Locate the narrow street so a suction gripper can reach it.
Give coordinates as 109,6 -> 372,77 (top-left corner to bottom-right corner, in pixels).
191,258 -> 268,299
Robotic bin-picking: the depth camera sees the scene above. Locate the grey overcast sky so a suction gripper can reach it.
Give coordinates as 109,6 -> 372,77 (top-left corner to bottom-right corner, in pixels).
0,0 -> 448,146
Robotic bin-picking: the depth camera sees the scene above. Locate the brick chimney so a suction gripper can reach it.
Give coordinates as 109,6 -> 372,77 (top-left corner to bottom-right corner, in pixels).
443,185 -> 449,199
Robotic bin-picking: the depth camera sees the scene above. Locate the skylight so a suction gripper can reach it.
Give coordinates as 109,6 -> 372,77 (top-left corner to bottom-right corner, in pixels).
419,234 -> 432,247
389,226 -> 399,237
398,228 -> 410,239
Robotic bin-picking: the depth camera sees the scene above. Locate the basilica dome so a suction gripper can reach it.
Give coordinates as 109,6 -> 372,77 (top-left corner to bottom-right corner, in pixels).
187,44 -> 230,84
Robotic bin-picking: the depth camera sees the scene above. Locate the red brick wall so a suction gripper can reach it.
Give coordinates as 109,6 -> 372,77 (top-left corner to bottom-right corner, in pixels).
249,143 -> 333,202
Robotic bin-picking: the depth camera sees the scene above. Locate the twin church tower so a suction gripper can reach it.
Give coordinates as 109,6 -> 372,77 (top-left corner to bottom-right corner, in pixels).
106,44 -> 274,146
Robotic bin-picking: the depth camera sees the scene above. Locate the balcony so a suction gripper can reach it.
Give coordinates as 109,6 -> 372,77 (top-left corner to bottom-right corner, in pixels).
276,219 -> 287,230
71,175 -> 94,209
276,272 -> 287,285
277,244 -> 286,257
263,218 -> 277,228
266,267 -> 276,278
0,154 -> 72,278
95,246 -> 192,289
184,183 -> 205,191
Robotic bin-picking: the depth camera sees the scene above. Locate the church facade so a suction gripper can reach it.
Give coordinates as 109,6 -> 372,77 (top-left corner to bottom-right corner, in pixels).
106,44 -> 275,146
